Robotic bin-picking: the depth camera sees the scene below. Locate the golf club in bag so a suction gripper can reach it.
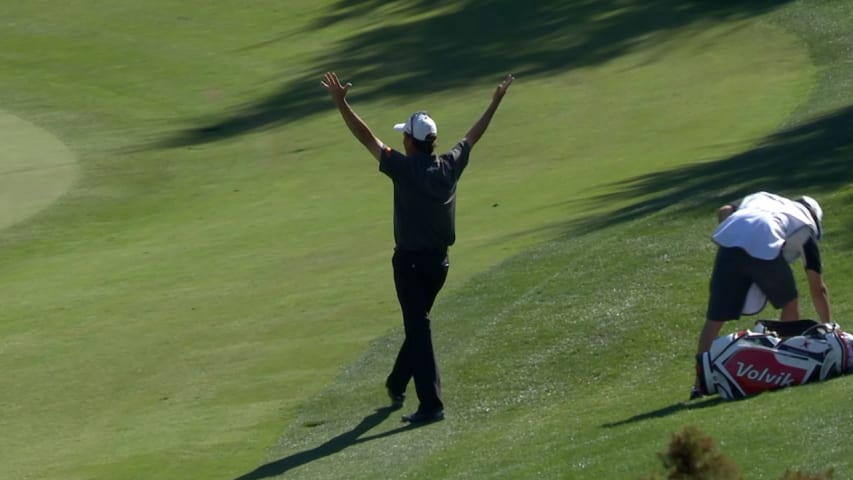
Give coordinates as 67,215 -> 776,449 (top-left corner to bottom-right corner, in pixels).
697,320 -> 853,399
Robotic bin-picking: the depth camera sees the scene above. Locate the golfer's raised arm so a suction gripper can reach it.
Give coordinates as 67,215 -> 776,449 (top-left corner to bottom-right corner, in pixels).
321,72 -> 384,161
464,74 -> 514,148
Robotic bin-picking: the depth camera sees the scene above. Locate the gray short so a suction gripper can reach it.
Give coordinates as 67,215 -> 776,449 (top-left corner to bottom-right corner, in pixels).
706,246 -> 798,321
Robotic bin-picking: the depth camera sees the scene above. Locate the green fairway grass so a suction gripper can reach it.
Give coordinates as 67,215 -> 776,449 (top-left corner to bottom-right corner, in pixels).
1,1 -> 851,479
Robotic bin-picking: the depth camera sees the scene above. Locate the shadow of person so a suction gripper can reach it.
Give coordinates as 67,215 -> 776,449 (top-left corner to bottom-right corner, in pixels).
233,406 -> 425,480
601,396 -> 725,428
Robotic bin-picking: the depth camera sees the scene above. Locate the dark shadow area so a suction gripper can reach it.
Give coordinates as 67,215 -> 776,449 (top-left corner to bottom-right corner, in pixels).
842,189 -> 853,252
156,0 -> 791,148
602,396 -> 725,428
603,374 -> 853,429
233,407 -> 426,480
567,104 -> 853,235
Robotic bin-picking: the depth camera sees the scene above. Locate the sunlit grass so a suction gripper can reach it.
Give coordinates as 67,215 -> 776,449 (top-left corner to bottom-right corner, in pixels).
0,1 -> 850,479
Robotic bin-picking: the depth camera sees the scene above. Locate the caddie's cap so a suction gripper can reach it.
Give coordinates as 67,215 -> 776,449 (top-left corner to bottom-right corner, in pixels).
797,195 -> 824,240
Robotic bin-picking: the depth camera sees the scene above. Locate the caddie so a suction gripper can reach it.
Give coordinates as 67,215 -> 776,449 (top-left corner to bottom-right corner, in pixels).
692,191 -> 831,398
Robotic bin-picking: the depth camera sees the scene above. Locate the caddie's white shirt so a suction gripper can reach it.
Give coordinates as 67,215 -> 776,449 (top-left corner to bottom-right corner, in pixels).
712,192 -> 817,260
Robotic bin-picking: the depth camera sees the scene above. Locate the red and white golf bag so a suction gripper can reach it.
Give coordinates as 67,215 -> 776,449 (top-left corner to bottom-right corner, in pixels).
697,321 -> 853,399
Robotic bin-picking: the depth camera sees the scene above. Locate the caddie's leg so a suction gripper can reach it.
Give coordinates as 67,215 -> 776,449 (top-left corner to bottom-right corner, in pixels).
692,319 -> 725,398
752,254 -> 799,321
695,247 -> 747,398
697,319 -> 725,356
779,297 -> 800,321
703,247 -> 749,353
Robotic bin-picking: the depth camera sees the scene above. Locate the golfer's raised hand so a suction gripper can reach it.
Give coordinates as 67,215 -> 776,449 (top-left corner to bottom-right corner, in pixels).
493,74 -> 514,102
321,72 -> 351,104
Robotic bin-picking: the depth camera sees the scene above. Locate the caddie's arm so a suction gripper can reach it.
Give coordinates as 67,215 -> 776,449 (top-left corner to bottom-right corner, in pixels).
803,238 -> 831,322
717,198 -> 742,223
464,74 -> 515,148
717,205 -> 735,223
807,270 -> 831,322
321,72 -> 384,161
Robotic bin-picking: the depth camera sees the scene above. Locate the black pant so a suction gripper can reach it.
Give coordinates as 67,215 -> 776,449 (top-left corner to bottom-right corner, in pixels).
386,249 -> 449,412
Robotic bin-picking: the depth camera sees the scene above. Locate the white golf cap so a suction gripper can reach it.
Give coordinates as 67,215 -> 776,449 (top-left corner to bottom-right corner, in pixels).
393,111 -> 437,141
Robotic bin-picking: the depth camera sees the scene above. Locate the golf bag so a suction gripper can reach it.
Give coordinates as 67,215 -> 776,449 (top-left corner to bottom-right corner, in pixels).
697,320 -> 853,400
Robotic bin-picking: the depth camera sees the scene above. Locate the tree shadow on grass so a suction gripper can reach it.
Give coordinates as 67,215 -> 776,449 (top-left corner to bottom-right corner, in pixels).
155,0 -> 791,148
565,104 -> 853,236
232,406 -> 427,480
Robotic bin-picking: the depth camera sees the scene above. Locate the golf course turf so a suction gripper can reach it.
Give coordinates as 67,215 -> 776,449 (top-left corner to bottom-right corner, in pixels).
1,1 -> 851,479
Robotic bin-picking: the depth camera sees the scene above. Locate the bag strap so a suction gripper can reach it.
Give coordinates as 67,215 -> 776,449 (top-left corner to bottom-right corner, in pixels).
754,319 -> 819,337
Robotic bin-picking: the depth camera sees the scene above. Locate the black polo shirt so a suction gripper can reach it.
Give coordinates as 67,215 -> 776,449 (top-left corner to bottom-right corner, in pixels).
379,140 -> 471,252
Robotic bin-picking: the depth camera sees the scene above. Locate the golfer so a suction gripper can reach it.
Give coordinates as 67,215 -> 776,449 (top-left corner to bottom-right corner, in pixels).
321,72 -> 514,422
692,191 -> 830,398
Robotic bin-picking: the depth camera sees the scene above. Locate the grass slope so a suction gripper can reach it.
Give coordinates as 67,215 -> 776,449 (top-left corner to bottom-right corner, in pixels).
0,1 -> 849,479
249,2 -> 853,480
